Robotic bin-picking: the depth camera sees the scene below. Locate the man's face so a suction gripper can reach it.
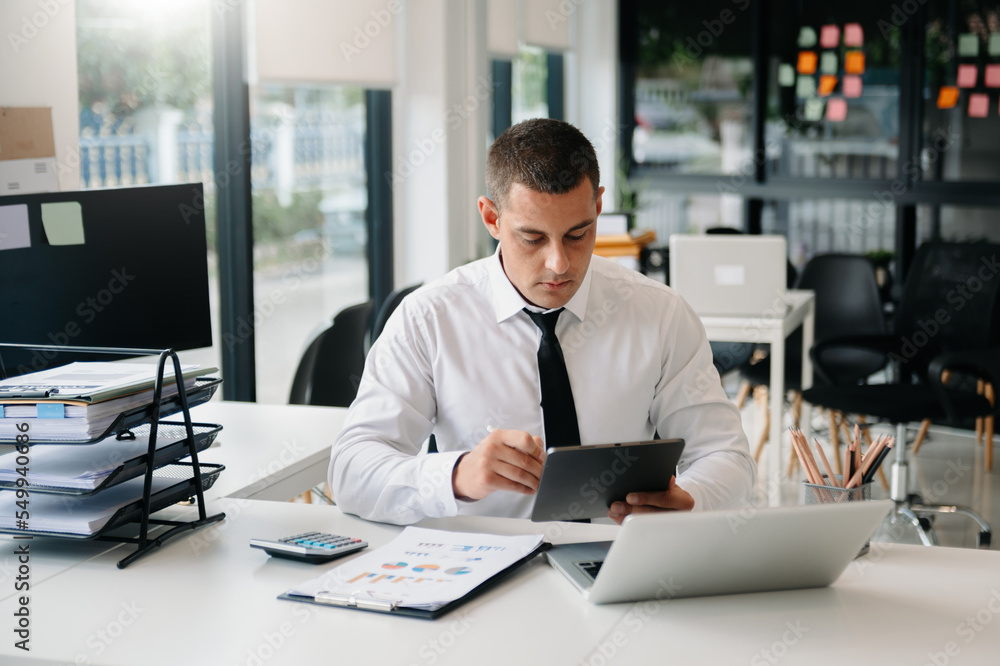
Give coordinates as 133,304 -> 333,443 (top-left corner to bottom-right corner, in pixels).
479,179 -> 604,310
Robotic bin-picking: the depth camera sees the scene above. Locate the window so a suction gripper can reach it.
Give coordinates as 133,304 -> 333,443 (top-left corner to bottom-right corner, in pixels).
248,85 -> 369,404
512,46 -> 549,122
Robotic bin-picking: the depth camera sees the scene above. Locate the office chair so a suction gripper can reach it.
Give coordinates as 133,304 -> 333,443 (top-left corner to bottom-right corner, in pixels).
803,242 -> 1000,548
368,282 -> 422,352
742,254 -> 888,468
289,300 -> 375,407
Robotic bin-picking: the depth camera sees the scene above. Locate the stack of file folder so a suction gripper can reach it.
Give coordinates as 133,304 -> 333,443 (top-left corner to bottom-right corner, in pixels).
0,362 -> 216,441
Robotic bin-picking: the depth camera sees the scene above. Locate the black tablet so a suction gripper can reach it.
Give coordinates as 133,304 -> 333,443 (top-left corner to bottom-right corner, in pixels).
530,439 -> 685,522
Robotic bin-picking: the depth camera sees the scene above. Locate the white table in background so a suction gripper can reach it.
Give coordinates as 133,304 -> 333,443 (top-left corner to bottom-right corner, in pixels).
699,290 -> 815,502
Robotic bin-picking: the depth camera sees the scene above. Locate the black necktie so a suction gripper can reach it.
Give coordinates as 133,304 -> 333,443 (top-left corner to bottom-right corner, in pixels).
524,308 -> 581,447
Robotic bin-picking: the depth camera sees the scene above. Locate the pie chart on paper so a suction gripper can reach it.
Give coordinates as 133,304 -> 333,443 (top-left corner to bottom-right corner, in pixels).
445,567 -> 472,575
382,562 -> 407,570
411,564 -> 440,573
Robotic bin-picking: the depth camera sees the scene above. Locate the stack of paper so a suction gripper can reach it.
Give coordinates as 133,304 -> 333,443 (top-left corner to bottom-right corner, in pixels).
0,362 -> 215,440
0,473 -> 180,535
0,431 -> 188,490
287,527 -> 545,611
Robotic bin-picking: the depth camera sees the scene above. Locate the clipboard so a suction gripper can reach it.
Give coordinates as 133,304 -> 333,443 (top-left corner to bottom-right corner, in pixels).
277,541 -> 551,620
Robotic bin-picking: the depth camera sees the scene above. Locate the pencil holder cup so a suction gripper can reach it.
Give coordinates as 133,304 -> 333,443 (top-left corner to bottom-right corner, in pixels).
801,476 -> 872,505
801,475 -> 874,557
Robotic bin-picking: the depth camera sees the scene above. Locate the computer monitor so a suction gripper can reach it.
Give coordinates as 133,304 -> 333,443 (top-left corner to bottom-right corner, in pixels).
0,183 -> 213,377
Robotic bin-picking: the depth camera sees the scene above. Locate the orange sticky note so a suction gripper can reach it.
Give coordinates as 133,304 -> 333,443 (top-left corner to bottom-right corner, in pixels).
797,51 -> 817,75
844,23 -> 863,47
985,64 -> 1000,88
845,51 -> 865,74
843,75 -> 863,98
957,64 -> 978,88
820,25 -> 840,48
826,98 -> 847,122
818,75 -> 838,96
937,86 -> 959,109
968,93 -> 989,118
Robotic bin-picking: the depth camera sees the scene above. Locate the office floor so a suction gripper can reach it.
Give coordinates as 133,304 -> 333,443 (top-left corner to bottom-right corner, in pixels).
733,377 -> 1000,551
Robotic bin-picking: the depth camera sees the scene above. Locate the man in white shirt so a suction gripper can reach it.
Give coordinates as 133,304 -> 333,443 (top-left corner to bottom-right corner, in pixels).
329,119 -> 755,525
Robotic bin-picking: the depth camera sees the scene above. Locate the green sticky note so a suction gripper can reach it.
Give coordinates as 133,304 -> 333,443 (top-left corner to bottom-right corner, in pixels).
778,64 -> 796,87
820,52 -> 838,75
797,27 -> 817,48
989,34 -> 1000,57
803,99 -> 825,121
958,33 -> 979,57
41,201 -> 86,246
796,75 -> 816,98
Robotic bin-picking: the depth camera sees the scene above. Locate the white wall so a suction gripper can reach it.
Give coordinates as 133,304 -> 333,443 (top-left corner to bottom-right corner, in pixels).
0,0 -> 80,190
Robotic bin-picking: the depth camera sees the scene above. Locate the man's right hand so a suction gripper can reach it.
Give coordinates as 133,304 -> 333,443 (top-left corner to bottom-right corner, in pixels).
452,429 -> 546,501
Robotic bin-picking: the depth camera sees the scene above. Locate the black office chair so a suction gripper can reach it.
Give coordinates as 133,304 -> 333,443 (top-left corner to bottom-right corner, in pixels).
741,254 -> 888,464
803,242 -> 1000,548
367,282 -> 422,352
289,300 -> 375,407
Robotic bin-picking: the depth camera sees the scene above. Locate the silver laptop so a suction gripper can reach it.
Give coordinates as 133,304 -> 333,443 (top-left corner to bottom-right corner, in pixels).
547,500 -> 892,604
669,234 -> 789,317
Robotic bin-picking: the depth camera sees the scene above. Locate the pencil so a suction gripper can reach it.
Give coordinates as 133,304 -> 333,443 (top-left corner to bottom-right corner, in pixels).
846,436 -> 890,489
792,428 -> 824,485
863,439 -> 895,485
812,438 -> 840,488
789,429 -> 819,484
853,424 -> 862,479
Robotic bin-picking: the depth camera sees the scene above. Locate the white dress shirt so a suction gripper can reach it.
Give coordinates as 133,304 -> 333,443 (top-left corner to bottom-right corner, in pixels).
329,249 -> 756,524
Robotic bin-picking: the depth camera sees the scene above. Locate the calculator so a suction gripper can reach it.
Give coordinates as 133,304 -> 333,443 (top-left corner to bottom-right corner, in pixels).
249,531 -> 368,564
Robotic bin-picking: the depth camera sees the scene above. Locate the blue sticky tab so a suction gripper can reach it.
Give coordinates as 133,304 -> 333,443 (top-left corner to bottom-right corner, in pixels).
0,405 -> 4,418
37,403 -> 65,419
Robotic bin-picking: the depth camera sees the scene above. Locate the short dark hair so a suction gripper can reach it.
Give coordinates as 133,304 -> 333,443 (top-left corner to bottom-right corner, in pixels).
485,118 -> 600,212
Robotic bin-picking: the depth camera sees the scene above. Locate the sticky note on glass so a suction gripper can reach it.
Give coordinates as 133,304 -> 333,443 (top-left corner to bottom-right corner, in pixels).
778,64 -> 796,87
826,98 -> 847,122
820,51 -> 838,74
844,23 -> 863,47
845,51 -> 865,75
990,34 -> 1000,57
843,75 -> 863,98
985,64 -> 1000,88
0,204 -> 31,252
968,93 -> 989,118
818,75 -> 838,96
803,98 -> 825,121
958,33 -> 979,57
41,201 -> 86,246
937,86 -> 959,109
957,64 -> 978,88
797,51 -> 817,75
796,75 -> 816,98
819,25 -> 840,48
797,27 -> 817,48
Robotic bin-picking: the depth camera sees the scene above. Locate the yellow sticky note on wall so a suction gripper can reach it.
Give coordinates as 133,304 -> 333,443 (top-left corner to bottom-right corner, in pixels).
41,201 -> 86,246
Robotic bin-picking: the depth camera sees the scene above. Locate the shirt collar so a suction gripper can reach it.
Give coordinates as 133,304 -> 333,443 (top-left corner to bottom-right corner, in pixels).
488,244 -> 593,324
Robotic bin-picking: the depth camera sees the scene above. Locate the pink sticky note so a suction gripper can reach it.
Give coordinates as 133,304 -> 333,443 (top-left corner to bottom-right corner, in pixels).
826,98 -> 847,122
969,93 -> 989,118
843,75 -> 863,98
844,23 -> 864,47
958,64 -> 978,88
820,24 -> 840,48
986,64 -> 1000,88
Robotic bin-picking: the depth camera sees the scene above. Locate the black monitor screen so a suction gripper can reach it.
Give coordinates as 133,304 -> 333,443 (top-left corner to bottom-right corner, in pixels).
0,183 -> 212,377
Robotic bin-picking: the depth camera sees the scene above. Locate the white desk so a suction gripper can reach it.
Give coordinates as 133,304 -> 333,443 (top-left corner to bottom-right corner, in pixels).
700,290 -> 815,502
2,500 -> 999,665
188,401 -> 346,501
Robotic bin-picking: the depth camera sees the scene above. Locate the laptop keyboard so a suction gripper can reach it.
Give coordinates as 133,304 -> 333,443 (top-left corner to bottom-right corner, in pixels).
577,560 -> 604,580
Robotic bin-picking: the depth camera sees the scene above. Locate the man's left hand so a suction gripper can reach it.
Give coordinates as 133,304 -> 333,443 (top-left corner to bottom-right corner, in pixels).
607,476 -> 694,525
